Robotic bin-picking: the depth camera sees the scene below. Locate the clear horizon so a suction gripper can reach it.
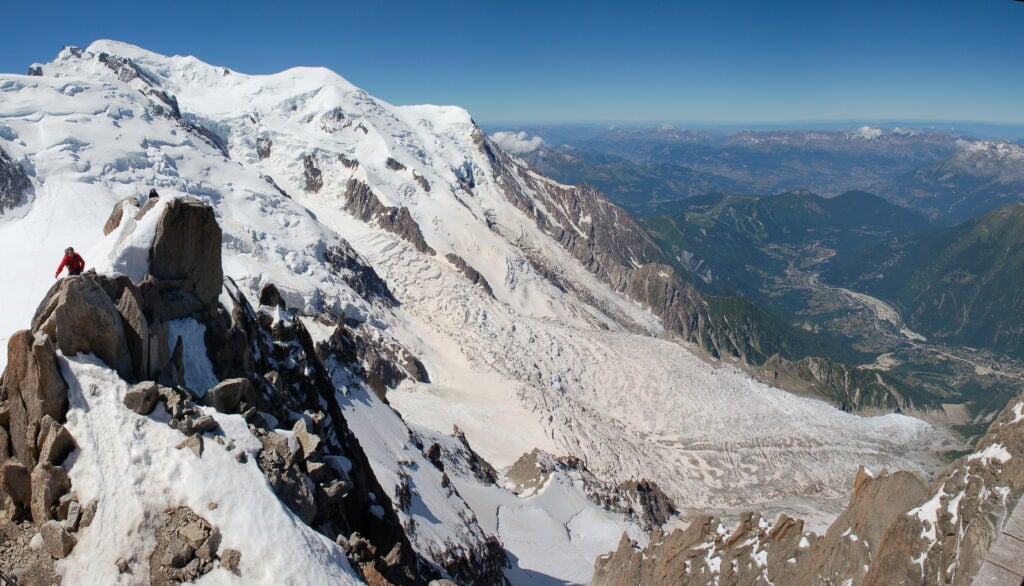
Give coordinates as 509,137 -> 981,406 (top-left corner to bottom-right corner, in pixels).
5,1 -> 1023,127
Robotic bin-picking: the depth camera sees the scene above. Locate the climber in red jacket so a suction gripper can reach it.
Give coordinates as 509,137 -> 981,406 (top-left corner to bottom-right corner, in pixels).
55,247 -> 86,278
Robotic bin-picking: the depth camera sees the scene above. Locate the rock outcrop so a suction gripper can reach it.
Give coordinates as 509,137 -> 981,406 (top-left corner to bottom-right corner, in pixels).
0,146 -> 32,214
344,179 -> 436,256
506,449 -> 676,532
148,506 -> 223,583
444,253 -> 493,297
149,197 -> 224,305
592,393 -> 1024,585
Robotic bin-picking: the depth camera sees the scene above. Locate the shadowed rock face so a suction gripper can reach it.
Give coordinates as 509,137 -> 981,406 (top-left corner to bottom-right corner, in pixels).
149,197 -> 224,305
592,393 -> 1024,585
0,146 -> 32,215
444,253 -> 493,298
343,178 -> 435,255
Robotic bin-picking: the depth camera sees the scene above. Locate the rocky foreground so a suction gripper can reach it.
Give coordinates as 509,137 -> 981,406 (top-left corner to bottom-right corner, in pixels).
0,197 -> 501,583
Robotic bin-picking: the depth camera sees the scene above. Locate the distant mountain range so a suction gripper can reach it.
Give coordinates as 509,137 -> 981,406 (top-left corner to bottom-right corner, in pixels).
508,126 -> 965,211
520,148 -> 741,216
871,141 -> 1024,226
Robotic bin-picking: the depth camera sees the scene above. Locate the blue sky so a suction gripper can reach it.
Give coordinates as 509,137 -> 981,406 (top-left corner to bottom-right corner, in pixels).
4,0 -> 1023,125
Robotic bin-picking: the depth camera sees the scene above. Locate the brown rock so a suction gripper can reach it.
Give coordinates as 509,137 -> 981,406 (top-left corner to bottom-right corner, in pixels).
40,520 -> 76,559
31,275 -> 133,379
202,378 -> 249,413
103,197 -> 140,236
79,500 -> 97,528
36,415 -> 76,466
1,459 -> 31,509
30,463 -> 71,524
176,435 -> 204,458
0,425 -> 9,462
195,527 -> 221,561
150,507 -> 218,583
220,548 -> 241,575
292,418 -> 321,460
62,498 -> 81,531
179,521 -> 209,549
116,286 -> 150,381
135,195 -> 160,221
4,331 -> 68,467
149,197 -> 223,305
123,381 -> 160,415
189,415 -> 219,435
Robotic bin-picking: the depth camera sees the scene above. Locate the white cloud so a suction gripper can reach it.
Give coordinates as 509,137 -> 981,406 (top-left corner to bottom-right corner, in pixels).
491,131 -> 545,154
853,126 -> 883,140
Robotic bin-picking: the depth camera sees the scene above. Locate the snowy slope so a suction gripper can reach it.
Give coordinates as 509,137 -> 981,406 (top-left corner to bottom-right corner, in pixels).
57,354 -> 363,585
0,41 -> 958,582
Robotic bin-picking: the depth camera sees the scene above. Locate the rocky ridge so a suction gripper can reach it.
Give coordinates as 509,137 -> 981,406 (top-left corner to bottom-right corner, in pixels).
592,391 -> 1024,585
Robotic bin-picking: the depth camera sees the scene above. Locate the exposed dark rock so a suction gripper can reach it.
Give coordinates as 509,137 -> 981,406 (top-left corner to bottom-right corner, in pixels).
317,322 -> 429,399
303,154 -> 323,193
0,460 -> 31,512
507,449 -> 674,532
258,283 -> 285,308
26,65 -> 43,76
176,435 -> 204,458
135,194 -> 161,221
413,172 -> 431,193
0,146 -> 32,215
115,286 -> 150,381
321,242 -> 396,306
616,480 -> 677,530
320,108 -> 346,132
444,253 -> 493,297
256,433 -> 318,524
385,157 -> 406,171
149,197 -> 223,305
343,179 -> 435,255
256,136 -> 272,159
338,154 -> 359,169
97,52 -> 159,84
262,174 -> 291,199
221,281 -> 445,583
94,50 -> 234,158
758,354 -> 910,412
220,548 -> 241,575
